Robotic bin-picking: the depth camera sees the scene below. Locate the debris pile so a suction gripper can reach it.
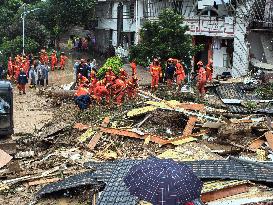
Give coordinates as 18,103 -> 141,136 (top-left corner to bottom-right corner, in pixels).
1,78 -> 273,205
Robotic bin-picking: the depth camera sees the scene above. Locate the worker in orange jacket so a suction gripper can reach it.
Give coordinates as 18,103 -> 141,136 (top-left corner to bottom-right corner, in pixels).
150,59 -> 162,92
77,73 -> 89,86
74,85 -> 91,110
112,78 -> 126,106
206,59 -> 213,82
130,59 -> 137,76
93,80 -> 110,104
175,60 -> 186,91
40,51 -> 48,64
60,52 -> 68,70
126,75 -> 138,100
197,61 -> 207,98
119,68 -> 128,82
8,57 -> 14,79
51,50 -> 58,71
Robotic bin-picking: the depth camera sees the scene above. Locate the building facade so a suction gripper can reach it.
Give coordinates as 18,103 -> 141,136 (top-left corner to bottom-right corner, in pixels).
94,0 -> 271,77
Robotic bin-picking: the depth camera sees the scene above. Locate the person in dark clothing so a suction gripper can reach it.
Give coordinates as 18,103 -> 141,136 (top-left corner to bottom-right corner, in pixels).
77,59 -> 89,79
165,58 -> 176,88
17,67 -> 28,94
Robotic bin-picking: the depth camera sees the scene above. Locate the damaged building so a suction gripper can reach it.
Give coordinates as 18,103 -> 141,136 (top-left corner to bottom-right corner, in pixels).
94,0 -> 273,77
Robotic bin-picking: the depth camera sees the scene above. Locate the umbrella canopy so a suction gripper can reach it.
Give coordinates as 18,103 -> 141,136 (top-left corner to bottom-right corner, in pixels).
124,157 -> 203,205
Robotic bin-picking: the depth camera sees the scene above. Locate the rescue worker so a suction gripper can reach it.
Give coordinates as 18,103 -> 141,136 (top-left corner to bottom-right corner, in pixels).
175,59 -> 186,91
8,57 -> 13,79
90,70 -> 97,84
130,59 -> 137,76
77,73 -> 89,86
197,61 -> 207,98
93,80 -> 110,105
40,51 -> 48,64
119,68 -> 128,82
74,84 -> 91,110
165,58 -> 176,89
126,75 -> 138,99
77,59 -> 89,78
50,50 -> 58,71
112,78 -> 126,106
17,67 -> 28,95
150,59 -> 162,92
206,59 -> 213,82
60,52 -> 68,70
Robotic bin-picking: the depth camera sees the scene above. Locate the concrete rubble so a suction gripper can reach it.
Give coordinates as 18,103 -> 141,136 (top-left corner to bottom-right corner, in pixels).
1,79 -> 273,205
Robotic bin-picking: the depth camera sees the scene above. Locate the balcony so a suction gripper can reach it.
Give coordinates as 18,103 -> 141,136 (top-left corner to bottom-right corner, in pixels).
185,16 -> 235,37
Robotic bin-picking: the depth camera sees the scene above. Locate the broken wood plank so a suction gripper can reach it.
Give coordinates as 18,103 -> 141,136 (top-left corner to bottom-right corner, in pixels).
248,139 -> 265,151
73,123 -> 90,131
136,114 -> 152,128
28,178 -> 61,186
99,127 -> 169,145
0,149 -> 12,169
3,166 -> 61,185
127,106 -> 157,117
182,116 -> 198,137
265,131 -> 273,150
201,184 -> 249,202
87,117 -> 110,150
168,130 -> 208,143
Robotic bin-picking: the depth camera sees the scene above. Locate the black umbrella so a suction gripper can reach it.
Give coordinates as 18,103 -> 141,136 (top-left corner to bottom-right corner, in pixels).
124,157 -> 203,205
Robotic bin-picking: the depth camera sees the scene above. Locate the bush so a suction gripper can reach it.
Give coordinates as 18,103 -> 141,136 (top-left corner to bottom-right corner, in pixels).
96,56 -> 124,79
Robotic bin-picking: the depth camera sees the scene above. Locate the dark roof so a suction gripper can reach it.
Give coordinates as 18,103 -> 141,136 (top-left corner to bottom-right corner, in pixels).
84,158 -> 273,205
0,81 -> 12,90
36,171 -> 105,198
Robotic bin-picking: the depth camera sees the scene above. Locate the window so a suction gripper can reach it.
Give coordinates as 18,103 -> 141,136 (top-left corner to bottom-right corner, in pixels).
0,92 -> 11,114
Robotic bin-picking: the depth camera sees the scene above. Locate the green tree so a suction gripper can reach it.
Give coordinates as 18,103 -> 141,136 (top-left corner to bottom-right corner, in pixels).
129,9 -> 202,67
36,0 -> 96,47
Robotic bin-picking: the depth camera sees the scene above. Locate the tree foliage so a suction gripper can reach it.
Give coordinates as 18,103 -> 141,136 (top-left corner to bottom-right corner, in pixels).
37,0 -> 96,39
129,9 -> 202,66
0,0 -> 96,66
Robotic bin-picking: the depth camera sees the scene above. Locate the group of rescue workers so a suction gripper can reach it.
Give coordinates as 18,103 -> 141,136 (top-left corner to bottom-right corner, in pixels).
74,57 -> 213,110
8,49 -> 68,94
73,59 -> 138,110
149,57 -> 213,98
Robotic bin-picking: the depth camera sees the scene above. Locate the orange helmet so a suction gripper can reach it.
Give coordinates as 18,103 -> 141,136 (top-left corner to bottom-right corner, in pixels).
197,61 -> 203,66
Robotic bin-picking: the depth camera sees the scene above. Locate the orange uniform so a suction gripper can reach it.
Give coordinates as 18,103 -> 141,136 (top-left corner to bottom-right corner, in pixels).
206,62 -> 213,81
93,81 -> 110,104
150,64 -> 162,90
176,62 -> 186,85
51,53 -> 58,71
40,53 -> 49,64
60,55 -> 68,70
75,86 -> 89,97
112,79 -> 126,105
126,77 -> 138,99
130,62 -> 137,76
119,68 -> 128,82
78,75 -> 89,85
197,66 -> 206,96
8,58 -> 13,78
